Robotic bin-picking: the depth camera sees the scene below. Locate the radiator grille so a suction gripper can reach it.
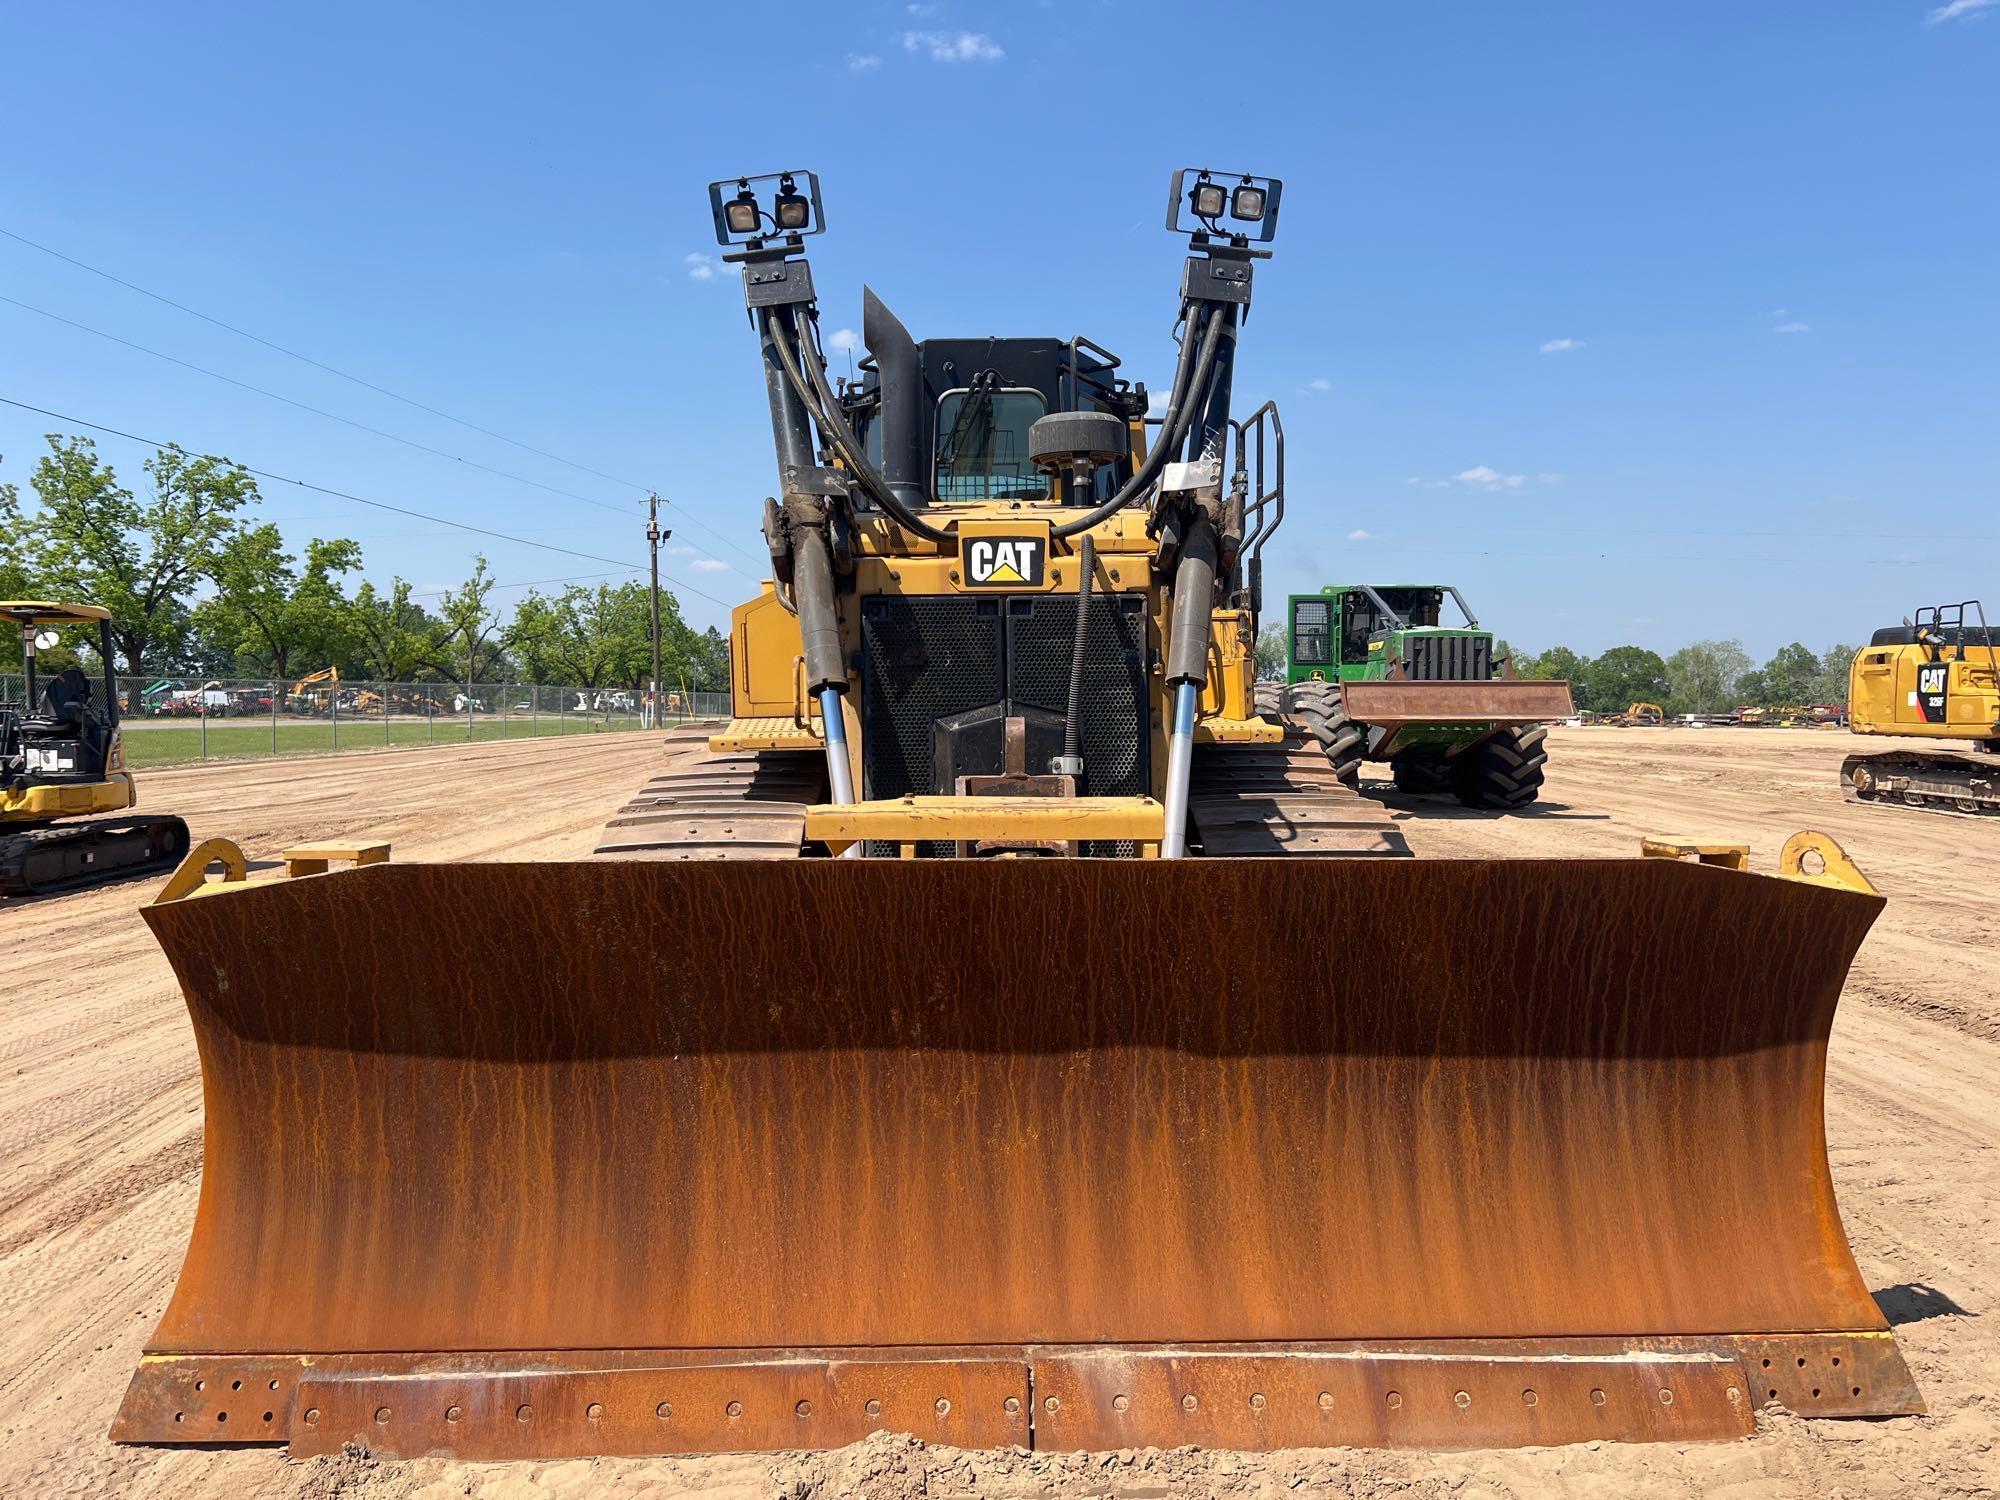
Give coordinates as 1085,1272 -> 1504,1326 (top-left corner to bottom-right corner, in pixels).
1006,595 -> 1149,857
1405,634 -> 1492,682
858,592 -> 1149,857
861,598 -> 1003,856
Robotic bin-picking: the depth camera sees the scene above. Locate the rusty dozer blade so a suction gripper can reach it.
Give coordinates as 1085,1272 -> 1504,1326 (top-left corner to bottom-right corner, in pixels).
115,855 -> 1919,1457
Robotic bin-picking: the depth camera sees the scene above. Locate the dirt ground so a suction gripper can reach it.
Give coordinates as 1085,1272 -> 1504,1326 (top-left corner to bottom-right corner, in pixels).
1,727 -> 1995,1499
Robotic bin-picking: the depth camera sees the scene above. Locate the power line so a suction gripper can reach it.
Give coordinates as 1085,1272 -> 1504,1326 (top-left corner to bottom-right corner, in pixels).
0,395 -> 737,609
0,224 -> 656,494
0,293 -> 647,518
0,229 -> 765,564
407,568 -> 644,600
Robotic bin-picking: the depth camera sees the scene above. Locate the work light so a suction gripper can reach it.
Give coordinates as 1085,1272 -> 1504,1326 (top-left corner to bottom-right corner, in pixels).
1166,169 -> 1282,241
709,171 -> 826,244
724,191 -> 761,235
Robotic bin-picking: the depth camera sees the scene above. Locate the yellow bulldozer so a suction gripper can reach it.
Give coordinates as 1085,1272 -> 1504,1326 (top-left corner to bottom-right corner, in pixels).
2,601 -> 189,896
114,170 -> 1918,1459
1842,599 -> 1999,815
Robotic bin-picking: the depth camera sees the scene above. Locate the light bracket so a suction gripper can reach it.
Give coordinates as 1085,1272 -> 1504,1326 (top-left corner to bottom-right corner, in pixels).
708,171 -> 826,245
1165,168 -> 1282,242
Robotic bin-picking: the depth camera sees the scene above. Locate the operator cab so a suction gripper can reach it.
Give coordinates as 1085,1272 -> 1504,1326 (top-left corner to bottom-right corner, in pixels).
3,603 -> 119,790
845,315 -> 1144,510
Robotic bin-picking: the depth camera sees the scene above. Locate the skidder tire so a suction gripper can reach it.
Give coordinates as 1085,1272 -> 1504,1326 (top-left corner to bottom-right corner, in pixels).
1289,680 -> 1363,788
1253,680 -> 1285,720
1450,725 -> 1548,809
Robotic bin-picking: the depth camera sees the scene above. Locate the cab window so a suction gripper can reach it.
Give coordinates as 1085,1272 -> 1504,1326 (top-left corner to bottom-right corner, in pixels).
1292,599 -> 1333,666
934,388 -> 1050,502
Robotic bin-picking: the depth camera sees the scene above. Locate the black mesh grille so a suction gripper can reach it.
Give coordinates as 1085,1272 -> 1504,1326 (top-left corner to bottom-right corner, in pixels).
858,592 -> 1148,858
861,595 -> 1005,819
1406,634 -> 1492,681
1005,595 -> 1148,799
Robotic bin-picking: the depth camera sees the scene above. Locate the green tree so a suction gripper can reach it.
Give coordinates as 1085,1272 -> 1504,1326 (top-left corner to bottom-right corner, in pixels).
195,525 -> 363,680
1254,624 -> 1287,679
1809,645 -> 1856,706
1526,645 -> 1591,685
1759,642 -> 1820,706
510,581 -> 654,689
1733,669 -> 1769,706
28,436 -> 256,697
0,459 -> 34,600
1664,638 -> 1752,715
437,555 -> 502,689
347,578 -> 448,682
1579,645 -> 1670,714
690,625 -> 730,693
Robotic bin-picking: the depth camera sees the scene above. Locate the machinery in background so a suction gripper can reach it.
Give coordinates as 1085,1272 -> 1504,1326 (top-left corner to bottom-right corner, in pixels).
1842,599 -> 1999,816
286,666 -> 340,714
1,602 -> 189,896
1280,583 -> 1572,807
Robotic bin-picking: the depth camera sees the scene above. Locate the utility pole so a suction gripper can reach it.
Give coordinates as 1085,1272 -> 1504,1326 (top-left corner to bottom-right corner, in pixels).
647,494 -> 668,729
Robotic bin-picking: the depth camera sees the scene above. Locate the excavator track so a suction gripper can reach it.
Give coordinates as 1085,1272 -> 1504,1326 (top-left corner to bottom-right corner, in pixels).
1843,748 -> 2000,818
592,725 -> 823,859
0,813 -> 190,897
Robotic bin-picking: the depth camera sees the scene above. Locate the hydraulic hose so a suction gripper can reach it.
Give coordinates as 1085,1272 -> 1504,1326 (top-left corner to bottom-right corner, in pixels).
766,307 -> 952,544
1058,534 -> 1096,776
1052,303 -> 1225,540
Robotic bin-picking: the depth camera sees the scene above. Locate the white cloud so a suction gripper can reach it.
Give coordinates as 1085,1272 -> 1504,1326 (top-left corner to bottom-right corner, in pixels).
846,53 -> 882,72
902,30 -> 1004,61
1539,337 -> 1585,354
684,252 -> 721,283
828,327 -> 862,354
1928,0 -> 1998,23
1454,465 -> 1527,490
1773,320 -> 1811,335
1536,472 -> 1564,485
906,1 -> 940,13
689,559 -> 732,573
667,544 -> 698,556
1347,529 -> 1376,541
1303,377 -> 1332,393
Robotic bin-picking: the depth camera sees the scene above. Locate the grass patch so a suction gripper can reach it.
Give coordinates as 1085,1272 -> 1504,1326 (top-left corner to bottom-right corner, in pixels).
119,714 -> 648,768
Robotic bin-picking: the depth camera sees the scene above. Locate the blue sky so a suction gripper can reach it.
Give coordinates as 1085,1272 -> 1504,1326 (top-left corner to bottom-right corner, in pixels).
2,1 -> 1995,659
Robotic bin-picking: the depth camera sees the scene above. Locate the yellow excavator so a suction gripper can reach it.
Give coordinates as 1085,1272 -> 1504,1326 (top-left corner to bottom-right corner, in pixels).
1843,599 -> 1999,815
114,171 -> 1918,1459
1,602 -> 190,895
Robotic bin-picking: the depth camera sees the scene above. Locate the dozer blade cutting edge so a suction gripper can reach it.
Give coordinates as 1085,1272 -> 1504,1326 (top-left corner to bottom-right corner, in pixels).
115,849 -> 1920,1458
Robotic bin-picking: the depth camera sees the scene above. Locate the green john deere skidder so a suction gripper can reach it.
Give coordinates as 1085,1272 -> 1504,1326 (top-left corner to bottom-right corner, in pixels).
1276,583 -> 1573,809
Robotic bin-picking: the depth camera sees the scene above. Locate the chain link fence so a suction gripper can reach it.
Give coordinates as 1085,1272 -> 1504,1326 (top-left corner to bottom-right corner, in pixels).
0,674 -> 730,769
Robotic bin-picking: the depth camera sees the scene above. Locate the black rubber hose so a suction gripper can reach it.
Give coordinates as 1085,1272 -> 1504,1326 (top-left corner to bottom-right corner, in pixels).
1052,304 -> 1225,540
769,307 -> 953,544
1061,533 -> 1096,767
